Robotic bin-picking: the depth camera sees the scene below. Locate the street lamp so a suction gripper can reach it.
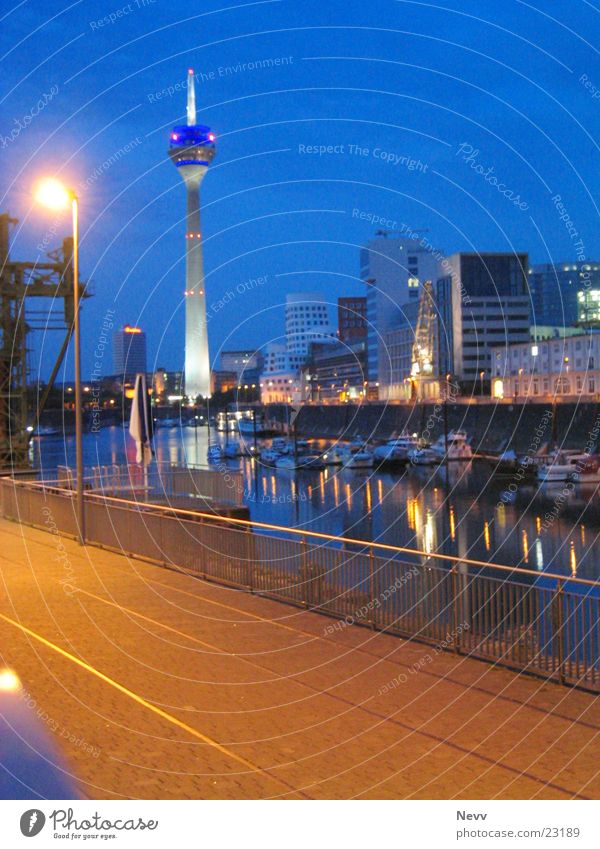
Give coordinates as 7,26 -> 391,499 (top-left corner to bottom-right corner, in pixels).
35,178 -> 84,545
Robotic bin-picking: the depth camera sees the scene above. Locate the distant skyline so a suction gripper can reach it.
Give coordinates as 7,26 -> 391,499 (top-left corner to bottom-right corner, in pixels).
2,0 -> 599,380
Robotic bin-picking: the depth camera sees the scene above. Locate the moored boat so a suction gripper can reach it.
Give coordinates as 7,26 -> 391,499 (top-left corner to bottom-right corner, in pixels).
430,430 -> 473,462
373,434 -> 419,467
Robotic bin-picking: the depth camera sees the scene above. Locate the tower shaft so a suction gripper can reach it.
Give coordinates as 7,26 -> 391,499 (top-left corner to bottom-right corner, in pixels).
184,181 -> 210,398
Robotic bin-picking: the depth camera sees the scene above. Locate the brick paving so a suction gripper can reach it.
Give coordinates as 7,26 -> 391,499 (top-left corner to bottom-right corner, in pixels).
0,518 -> 599,800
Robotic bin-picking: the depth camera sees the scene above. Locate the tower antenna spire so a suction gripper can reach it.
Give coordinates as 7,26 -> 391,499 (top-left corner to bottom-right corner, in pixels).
186,68 -> 196,126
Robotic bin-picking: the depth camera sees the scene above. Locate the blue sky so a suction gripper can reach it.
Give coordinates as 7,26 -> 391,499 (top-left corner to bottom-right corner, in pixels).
1,0 -> 599,379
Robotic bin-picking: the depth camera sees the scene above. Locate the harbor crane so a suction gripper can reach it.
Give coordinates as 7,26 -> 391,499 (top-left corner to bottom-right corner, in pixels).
0,213 -> 88,469
410,279 -> 438,400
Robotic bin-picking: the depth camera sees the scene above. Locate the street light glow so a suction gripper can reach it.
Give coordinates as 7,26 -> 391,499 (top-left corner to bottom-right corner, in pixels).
0,668 -> 21,692
35,178 -> 72,210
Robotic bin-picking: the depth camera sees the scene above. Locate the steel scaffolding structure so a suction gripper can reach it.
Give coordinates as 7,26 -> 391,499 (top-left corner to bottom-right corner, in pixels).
0,212 -> 87,469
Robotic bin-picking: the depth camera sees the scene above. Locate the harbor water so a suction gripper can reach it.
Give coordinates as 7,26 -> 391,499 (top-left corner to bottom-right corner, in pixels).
31,424 -> 600,582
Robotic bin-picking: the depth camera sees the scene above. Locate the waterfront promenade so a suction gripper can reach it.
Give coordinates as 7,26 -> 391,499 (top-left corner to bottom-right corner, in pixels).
0,518 -> 599,800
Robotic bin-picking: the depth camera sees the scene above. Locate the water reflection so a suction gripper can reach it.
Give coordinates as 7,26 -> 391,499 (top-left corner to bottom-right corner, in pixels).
33,425 -> 600,580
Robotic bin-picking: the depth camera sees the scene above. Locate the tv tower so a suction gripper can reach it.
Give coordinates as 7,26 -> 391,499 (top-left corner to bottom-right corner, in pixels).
169,69 -> 216,400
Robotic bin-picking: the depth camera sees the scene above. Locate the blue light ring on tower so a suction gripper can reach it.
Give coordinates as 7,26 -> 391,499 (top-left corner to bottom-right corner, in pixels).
170,125 -> 216,149
174,159 -> 212,167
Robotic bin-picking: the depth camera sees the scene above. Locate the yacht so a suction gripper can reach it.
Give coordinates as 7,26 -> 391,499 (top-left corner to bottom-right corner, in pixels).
571,454 -> 600,483
408,445 -> 438,466
275,454 -> 326,471
322,445 -> 345,466
430,430 -> 473,462
238,414 -> 268,435
537,451 -> 600,483
343,444 -> 374,469
373,434 -> 419,467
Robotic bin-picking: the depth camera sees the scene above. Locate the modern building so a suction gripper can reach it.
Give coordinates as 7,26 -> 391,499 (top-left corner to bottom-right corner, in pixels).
338,297 -> 367,343
112,326 -> 147,379
436,252 -> 530,390
285,292 -> 336,370
529,262 -> 600,326
169,69 -> 216,400
361,233 -> 446,391
153,368 -> 183,403
491,331 -> 600,399
259,294 -> 336,403
303,340 -> 367,403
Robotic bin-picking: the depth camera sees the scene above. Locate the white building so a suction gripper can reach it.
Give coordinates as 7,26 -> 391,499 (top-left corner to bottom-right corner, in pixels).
491,331 -> 600,399
259,294 -> 335,403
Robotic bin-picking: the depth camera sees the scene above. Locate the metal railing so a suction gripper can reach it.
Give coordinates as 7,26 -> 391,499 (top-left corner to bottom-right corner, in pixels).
1,475 -> 599,692
56,462 -> 244,508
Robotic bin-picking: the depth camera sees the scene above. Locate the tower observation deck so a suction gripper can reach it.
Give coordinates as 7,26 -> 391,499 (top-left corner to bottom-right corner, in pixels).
169,69 -> 216,400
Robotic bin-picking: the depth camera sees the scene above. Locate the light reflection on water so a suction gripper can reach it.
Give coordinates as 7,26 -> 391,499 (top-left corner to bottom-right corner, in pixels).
33,425 -> 600,581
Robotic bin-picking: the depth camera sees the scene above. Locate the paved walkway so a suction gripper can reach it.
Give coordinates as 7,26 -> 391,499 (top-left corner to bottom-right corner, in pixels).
0,519 -> 599,800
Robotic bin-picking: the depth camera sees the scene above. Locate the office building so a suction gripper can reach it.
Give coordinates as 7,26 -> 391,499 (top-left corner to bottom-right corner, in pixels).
529,262 -> 600,326
303,340 -> 367,403
113,326 -> 147,378
436,252 -> 530,389
338,297 -> 367,343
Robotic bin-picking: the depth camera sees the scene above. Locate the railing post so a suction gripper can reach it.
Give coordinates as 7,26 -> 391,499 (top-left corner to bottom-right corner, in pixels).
369,545 -> 376,629
300,535 -> 308,607
451,563 -> 460,654
245,525 -> 254,593
552,579 -> 565,684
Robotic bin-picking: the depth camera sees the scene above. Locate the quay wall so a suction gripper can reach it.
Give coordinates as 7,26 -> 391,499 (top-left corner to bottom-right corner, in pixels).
263,402 -> 600,453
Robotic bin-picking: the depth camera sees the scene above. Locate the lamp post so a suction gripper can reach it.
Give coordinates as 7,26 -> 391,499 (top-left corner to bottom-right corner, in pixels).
35,179 -> 84,545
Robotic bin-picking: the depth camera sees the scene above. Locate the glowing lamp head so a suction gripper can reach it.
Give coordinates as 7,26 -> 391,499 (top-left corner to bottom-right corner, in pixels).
208,133 -> 215,141
35,178 -> 72,210
171,133 -> 178,141
0,668 -> 21,692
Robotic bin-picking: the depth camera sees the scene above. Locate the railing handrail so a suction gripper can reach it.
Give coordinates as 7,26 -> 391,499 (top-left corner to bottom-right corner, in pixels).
5,475 -> 599,589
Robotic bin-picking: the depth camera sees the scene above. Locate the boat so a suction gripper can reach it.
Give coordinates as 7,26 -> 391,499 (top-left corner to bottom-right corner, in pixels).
537,450 -> 599,483
430,430 -> 473,462
322,446 -> 345,466
298,454 -> 326,470
271,437 -> 291,454
158,417 -> 178,428
33,425 -> 62,436
343,444 -> 373,469
207,444 -> 224,462
408,445 -> 438,466
275,454 -> 326,471
570,454 -> 600,483
373,434 -> 419,467
259,448 -> 280,466
237,414 -> 270,436
481,449 -> 537,477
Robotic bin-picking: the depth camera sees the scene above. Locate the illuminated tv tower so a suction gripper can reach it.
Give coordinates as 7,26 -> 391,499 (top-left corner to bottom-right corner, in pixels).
169,69 -> 216,400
